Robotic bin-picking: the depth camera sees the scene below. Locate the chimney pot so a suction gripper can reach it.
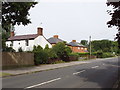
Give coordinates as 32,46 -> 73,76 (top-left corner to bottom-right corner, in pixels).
10,31 -> 14,37
72,40 -> 76,42
37,27 -> 43,35
54,35 -> 58,38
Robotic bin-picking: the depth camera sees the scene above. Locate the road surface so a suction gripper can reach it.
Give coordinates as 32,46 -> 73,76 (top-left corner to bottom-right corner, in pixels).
2,57 -> 119,88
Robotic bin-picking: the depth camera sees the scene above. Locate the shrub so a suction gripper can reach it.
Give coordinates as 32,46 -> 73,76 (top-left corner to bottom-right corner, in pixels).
52,42 -> 71,62
102,52 -> 115,58
18,47 -> 23,52
33,45 -> 49,65
96,50 -> 115,58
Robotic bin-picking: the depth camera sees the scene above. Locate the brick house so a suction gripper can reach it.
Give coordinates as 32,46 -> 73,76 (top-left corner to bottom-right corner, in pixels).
47,35 -> 65,46
68,40 -> 88,53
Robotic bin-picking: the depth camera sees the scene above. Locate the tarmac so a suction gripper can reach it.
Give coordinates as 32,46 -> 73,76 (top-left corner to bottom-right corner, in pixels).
1,60 -> 89,77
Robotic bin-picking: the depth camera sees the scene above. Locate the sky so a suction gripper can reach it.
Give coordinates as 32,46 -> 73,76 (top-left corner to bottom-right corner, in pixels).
14,0 -> 118,42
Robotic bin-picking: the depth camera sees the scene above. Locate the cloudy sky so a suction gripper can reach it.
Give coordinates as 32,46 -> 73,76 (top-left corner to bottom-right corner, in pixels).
14,0 -> 118,42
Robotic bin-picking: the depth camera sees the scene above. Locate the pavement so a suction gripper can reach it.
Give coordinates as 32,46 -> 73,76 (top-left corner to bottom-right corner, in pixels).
1,60 -> 90,77
2,57 -> 119,88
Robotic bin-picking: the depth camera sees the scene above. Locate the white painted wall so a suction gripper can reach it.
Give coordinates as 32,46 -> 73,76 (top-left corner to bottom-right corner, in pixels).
34,36 -> 52,48
6,35 -> 52,52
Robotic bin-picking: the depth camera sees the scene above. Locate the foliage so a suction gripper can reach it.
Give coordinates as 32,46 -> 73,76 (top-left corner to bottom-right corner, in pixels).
80,40 -> 88,46
2,2 -> 38,32
69,53 -> 79,57
52,42 -> 72,62
106,1 -> 120,48
96,50 -> 115,58
2,46 -> 15,52
18,47 -> 23,52
32,45 -> 49,65
90,40 -> 113,52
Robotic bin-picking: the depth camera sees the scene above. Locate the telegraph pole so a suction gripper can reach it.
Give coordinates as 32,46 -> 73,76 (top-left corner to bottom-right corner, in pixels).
89,36 -> 91,59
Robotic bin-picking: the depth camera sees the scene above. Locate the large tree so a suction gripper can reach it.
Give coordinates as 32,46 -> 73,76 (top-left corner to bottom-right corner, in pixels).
106,1 -> 120,48
2,1 -> 37,32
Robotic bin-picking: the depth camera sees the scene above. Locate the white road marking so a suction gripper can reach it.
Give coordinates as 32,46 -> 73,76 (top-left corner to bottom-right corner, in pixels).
103,64 -> 105,65
25,78 -> 61,89
73,70 -> 85,75
91,66 -> 99,68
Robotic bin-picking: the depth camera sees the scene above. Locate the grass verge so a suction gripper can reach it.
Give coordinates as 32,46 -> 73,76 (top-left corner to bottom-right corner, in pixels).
0,72 -> 12,77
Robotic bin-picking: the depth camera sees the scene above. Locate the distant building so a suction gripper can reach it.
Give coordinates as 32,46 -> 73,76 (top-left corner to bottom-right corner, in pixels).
68,40 -> 88,53
47,35 -> 65,46
6,27 -> 52,52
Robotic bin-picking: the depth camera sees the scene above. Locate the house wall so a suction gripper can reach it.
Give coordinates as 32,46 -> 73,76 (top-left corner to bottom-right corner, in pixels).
34,36 -> 52,48
6,40 -> 34,51
69,46 -> 87,53
6,36 -> 52,52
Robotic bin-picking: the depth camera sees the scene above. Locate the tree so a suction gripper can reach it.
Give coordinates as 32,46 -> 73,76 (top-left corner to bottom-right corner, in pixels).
90,40 -> 113,52
2,1 -> 37,32
80,40 -> 88,46
106,1 -> 120,48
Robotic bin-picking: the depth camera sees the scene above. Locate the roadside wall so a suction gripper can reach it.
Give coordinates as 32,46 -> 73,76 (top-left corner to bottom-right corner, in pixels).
2,52 -> 34,69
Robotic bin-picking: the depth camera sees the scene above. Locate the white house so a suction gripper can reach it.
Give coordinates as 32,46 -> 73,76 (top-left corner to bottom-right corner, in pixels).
6,27 -> 52,52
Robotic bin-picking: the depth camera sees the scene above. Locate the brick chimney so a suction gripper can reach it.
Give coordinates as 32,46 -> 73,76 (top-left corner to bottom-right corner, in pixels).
72,40 -> 76,42
54,35 -> 58,39
37,27 -> 43,35
10,31 -> 15,37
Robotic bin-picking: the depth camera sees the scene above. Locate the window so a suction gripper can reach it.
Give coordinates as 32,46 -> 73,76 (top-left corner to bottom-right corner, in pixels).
10,41 -> 13,46
26,40 -> 29,46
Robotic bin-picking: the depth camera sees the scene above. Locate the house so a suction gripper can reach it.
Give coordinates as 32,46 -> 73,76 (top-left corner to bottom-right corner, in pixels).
68,40 -> 88,53
6,27 -> 52,52
47,35 -> 65,46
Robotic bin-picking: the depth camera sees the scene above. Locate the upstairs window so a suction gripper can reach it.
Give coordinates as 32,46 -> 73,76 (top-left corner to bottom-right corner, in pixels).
26,40 -> 29,46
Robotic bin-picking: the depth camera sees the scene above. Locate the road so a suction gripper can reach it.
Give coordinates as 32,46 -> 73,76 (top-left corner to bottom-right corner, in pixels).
2,57 -> 119,88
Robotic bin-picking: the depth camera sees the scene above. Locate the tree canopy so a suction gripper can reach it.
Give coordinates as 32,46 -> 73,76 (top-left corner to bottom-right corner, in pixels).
90,40 -> 119,54
2,1 -> 37,32
106,1 -> 120,48
80,40 -> 88,46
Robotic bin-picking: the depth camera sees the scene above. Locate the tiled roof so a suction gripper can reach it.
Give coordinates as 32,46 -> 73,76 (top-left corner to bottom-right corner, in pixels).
8,34 -> 39,41
47,37 -> 64,44
68,42 -> 85,47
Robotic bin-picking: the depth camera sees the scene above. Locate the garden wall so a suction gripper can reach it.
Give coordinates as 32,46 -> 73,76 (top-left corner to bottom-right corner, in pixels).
2,52 -> 34,69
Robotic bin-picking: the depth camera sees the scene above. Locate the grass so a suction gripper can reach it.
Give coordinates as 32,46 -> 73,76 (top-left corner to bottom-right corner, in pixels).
0,72 -> 12,77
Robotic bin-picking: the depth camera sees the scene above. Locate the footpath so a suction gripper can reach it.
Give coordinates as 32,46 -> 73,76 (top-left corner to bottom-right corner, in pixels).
1,60 -> 90,77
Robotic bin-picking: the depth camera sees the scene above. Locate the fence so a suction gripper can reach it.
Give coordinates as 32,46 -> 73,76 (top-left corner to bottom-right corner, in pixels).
2,52 -> 34,69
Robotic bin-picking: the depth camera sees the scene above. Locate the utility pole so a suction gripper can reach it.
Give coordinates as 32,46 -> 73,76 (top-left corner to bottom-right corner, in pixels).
89,36 -> 91,59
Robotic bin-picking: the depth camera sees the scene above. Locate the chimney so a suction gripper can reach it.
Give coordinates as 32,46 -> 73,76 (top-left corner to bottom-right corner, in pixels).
72,40 -> 76,42
54,35 -> 58,39
37,27 -> 43,35
10,31 -> 14,37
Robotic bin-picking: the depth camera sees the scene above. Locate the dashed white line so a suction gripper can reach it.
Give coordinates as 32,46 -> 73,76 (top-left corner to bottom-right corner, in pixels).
73,70 -> 85,75
25,78 -> 61,89
91,66 -> 99,68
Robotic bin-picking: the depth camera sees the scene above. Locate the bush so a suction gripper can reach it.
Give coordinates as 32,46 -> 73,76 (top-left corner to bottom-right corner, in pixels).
2,46 -> 15,52
18,47 -> 23,52
102,52 -> 115,58
33,45 -> 49,65
96,50 -> 115,58
52,42 -> 71,62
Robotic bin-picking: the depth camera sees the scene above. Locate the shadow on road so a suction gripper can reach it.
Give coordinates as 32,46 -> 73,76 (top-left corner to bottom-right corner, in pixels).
75,57 -> 120,88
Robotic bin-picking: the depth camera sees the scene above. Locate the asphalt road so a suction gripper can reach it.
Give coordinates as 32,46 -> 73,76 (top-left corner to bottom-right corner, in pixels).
2,57 -> 119,88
